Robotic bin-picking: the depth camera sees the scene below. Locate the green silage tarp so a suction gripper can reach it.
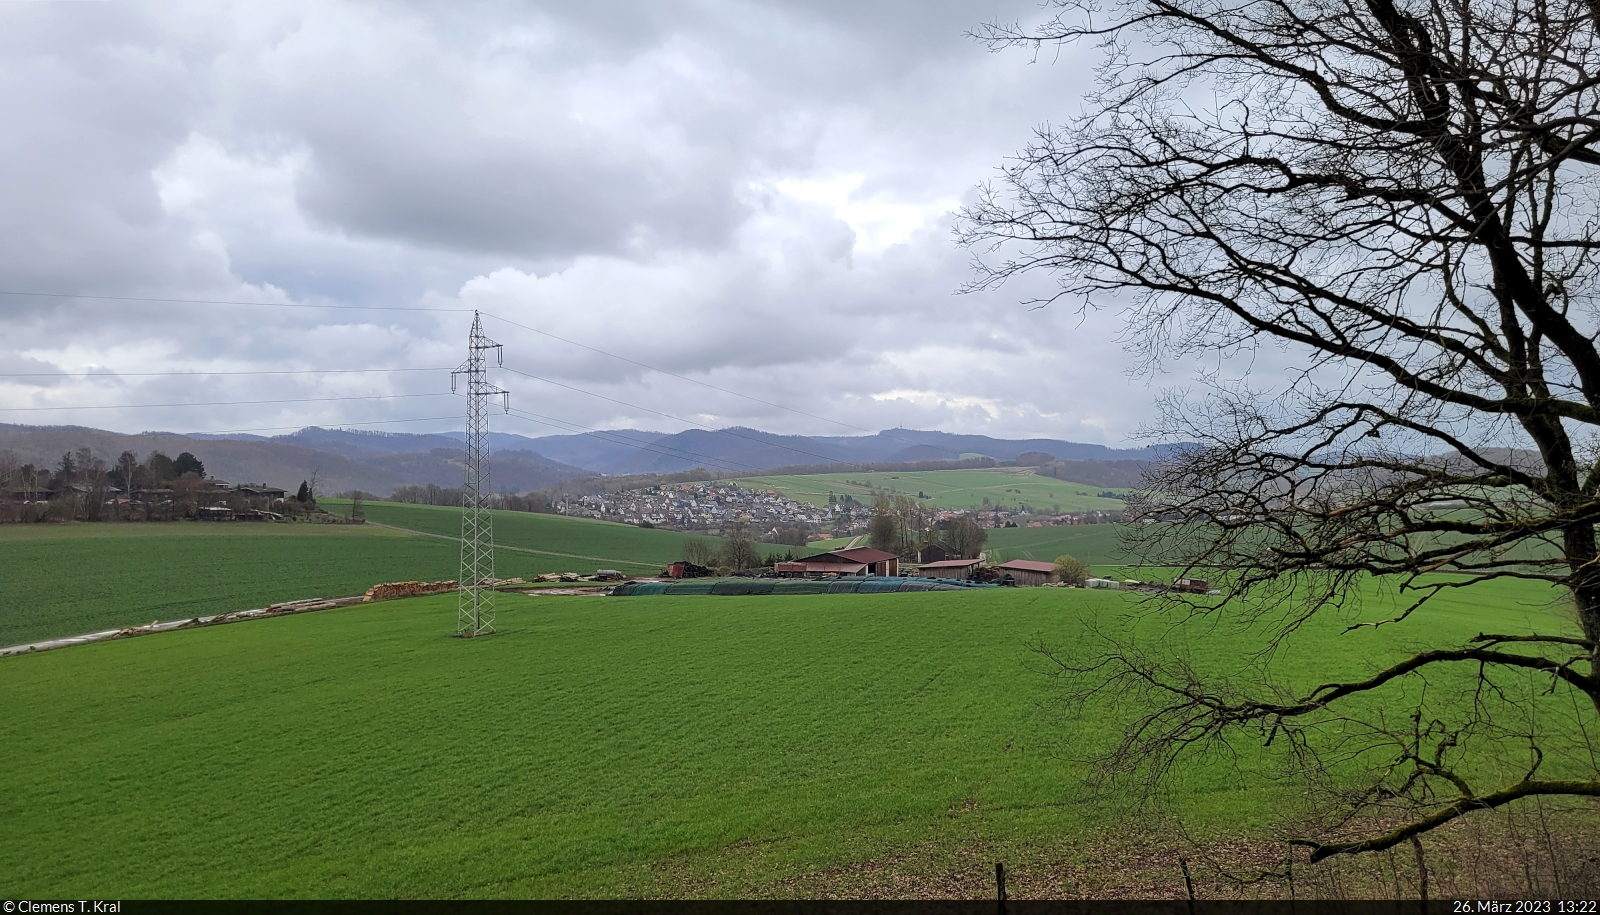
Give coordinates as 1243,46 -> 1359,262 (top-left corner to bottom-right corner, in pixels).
772,580 -> 832,595
709,580 -> 776,596
664,581 -> 718,596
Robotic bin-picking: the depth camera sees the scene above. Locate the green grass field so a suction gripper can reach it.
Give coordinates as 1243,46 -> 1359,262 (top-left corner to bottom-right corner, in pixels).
983,525 -> 1126,567
0,506 -> 766,646
0,522 -> 459,647
1,577 -> 1586,898
730,469 -> 1127,513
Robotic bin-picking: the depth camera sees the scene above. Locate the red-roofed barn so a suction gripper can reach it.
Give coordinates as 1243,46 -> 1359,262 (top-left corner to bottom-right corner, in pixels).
993,559 -> 1059,587
777,546 -> 900,578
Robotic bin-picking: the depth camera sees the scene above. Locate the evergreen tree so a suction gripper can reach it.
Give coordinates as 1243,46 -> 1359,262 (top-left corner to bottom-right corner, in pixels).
145,451 -> 175,483
172,452 -> 205,478
296,480 -> 310,503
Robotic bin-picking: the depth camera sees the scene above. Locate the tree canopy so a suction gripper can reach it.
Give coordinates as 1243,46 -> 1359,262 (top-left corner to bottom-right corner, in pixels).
962,0 -> 1600,862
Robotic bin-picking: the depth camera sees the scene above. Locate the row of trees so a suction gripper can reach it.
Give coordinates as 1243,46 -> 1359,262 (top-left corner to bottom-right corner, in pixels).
388,483 -> 552,514
682,534 -> 762,573
0,447 -> 333,523
1,447 -> 206,496
1,448 -> 211,522
867,493 -> 988,558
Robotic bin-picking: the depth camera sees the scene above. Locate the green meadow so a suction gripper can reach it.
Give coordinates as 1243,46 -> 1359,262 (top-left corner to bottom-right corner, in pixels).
982,525 -> 1126,566
0,522 -> 458,647
730,468 -> 1127,513
0,577 -> 1587,898
0,504 -> 755,646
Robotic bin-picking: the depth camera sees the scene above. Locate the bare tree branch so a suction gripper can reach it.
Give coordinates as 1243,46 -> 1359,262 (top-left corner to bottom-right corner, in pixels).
966,0 -> 1600,860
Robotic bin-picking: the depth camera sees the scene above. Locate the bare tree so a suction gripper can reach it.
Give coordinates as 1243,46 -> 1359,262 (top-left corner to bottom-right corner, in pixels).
683,535 -> 720,567
869,493 -> 901,552
721,536 -> 763,573
962,0 -> 1600,860
0,449 -> 17,524
115,450 -> 138,522
942,513 -> 989,560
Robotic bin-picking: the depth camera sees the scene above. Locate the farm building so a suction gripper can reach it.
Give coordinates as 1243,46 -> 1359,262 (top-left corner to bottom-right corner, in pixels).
913,543 -> 951,563
773,560 -> 861,577
826,547 -> 899,576
993,559 -> 1059,587
915,558 -> 981,580
778,546 -> 900,578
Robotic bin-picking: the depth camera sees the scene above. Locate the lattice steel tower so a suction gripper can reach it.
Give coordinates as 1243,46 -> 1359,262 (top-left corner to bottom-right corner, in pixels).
451,311 -> 508,637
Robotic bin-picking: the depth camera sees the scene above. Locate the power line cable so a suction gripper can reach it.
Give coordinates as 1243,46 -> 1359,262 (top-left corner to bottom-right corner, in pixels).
0,288 -> 1008,465
0,367 -> 453,379
0,290 -> 469,313
482,311 -> 983,463
177,415 -> 463,436
504,408 -> 762,474
502,364 -> 898,473
498,368 -> 975,498
500,404 -> 966,502
482,312 -> 887,436
502,407 -> 758,475
0,393 -> 452,412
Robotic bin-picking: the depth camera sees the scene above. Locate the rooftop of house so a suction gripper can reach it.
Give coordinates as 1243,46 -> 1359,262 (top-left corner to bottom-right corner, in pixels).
829,546 -> 899,563
995,560 -> 1056,573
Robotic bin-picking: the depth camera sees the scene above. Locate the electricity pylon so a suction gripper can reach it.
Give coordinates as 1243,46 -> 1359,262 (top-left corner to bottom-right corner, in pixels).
451,311 -> 508,637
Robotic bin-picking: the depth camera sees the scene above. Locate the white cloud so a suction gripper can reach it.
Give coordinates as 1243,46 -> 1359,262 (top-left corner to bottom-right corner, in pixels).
771,175 -> 959,255
0,0 -> 1187,446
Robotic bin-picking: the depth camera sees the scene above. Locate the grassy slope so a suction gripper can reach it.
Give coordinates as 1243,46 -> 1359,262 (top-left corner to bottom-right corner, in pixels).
0,506 -> 770,646
1,578 -> 1583,898
983,525 -> 1127,567
730,469 -> 1127,513
0,523 -> 458,647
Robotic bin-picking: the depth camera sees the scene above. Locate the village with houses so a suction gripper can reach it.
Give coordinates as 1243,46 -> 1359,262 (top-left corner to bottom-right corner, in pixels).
554,482 -> 870,536
554,480 -> 1124,540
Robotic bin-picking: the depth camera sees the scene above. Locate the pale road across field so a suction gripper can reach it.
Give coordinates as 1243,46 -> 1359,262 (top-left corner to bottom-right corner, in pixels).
365,521 -> 663,569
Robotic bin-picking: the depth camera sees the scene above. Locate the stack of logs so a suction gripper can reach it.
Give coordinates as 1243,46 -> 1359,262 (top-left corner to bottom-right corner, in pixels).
362,580 -> 459,602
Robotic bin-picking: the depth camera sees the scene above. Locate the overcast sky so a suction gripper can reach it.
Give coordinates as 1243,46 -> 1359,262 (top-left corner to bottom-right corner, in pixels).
0,0 -> 1175,446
